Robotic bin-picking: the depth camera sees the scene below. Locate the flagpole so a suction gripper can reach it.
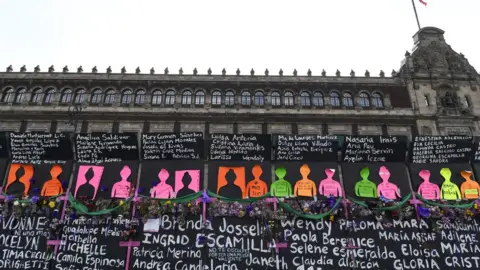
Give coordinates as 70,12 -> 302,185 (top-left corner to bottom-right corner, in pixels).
411,0 -> 422,30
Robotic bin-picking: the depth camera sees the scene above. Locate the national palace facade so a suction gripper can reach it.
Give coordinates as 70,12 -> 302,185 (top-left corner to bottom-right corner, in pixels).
0,27 -> 479,139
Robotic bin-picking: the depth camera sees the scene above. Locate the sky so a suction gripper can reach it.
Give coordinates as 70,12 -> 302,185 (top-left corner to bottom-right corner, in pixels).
0,0 -> 478,76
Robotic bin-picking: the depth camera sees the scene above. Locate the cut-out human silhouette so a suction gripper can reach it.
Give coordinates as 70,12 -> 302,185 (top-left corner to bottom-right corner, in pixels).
41,165 -> 64,197
354,167 -> 377,199
376,166 -> 400,200
270,167 -> 292,197
293,164 -> 317,198
460,170 -> 480,199
440,168 -> 461,200
218,169 -> 243,198
6,165 -> 26,197
111,166 -> 133,198
151,169 -> 175,199
77,167 -> 96,198
417,170 -> 440,200
245,165 -> 268,198
318,168 -> 342,197
176,172 -> 196,198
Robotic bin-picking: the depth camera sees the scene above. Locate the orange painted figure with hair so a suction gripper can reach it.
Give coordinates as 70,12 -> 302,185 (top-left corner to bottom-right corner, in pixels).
41,165 -> 64,197
460,170 -> 480,200
245,165 -> 268,198
293,164 -> 317,198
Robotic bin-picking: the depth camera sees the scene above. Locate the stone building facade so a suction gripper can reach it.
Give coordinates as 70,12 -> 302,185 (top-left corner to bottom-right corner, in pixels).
0,27 -> 478,139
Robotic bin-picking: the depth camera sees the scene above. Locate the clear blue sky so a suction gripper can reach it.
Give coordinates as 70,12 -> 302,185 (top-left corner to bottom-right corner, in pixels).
0,0 -> 478,76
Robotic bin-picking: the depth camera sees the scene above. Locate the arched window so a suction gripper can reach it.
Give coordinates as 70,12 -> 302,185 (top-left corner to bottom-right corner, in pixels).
121,89 -> 133,104
60,89 -> 73,104
254,91 -> 264,106
195,91 -> 205,105
2,88 -> 15,103
225,91 -> 235,106
271,91 -> 281,106
359,92 -> 370,107
104,89 -> 116,105
372,92 -> 384,108
152,90 -> 162,105
31,88 -> 43,104
284,92 -> 294,106
165,90 -> 175,105
241,92 -> 251,106
74,89 -> 86,104
182,90 -> 192,105
211,91 -> 222,105
14,88 -> 26,104
300,92 -> 311,107
44,88 -> 55,104
313,92 -> 324,106
330,92 -> 340,107
91,89 -> 102,104
135,90 -> 146,105
342,93 -> 354,107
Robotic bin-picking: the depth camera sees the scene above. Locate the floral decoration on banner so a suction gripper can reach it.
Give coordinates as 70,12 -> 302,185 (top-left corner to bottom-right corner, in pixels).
1,194 -> 64,218
64,197 -> 132,220
135,198 -> 202,225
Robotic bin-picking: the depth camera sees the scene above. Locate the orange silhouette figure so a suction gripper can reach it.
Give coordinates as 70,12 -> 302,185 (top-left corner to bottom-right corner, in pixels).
41,165 -> 64,197
245,165 -> 268,198
293,164 -> 317,198
6,164 -> 34,197
460,170 -> 480,200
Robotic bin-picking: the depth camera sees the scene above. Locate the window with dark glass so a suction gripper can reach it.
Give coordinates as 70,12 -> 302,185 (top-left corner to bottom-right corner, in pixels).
135,90 -> 146,105
313,92 -> 324,106
254,91 -> 264,106
152,90 -> 162,105
330,92 -> 340,107
300,92 -> 311,106
104,89 -> 116,105
182,90 -> 192,105
359,92 -> 370,107
212,91 -> 222,105
165,90 -> 176,105
74,89 -> 86,104
91,89 -> 102,104
225,91 -> 235,106
284,92 -> 294,106
271,91 -> 281,106
2,88 -> 15,103
60,89 -> 73,104
424,95 -> 430,106
44,89 -> 55,104
343,93 -> 354,107
121,90 -> 133,104
372,92 -> 384,108
241,92 -> 251,106
195,91 -> 205,105
31,88 -> 43,104
14,88 -> 26,104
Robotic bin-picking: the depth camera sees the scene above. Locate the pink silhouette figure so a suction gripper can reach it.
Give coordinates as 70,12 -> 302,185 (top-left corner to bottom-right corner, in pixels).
151,169 -> 175,199
377,166 -> 400,200
74,165 -> 104,199
111,166 -> 133,199
318,168 -> 343,197
417,170 -> 440,200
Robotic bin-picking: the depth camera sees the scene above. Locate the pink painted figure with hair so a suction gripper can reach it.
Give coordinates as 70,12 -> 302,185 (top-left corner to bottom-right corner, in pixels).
318,168 -> 343,197
376,166 -> 401,200
417,169 -> 441,200
111,165 -> 133,198
151,169 -> 175,199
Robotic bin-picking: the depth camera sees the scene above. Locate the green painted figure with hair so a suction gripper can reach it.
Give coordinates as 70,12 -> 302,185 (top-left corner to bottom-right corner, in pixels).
354,167 -> 378,199
440,168 -> 461,200
271,167 -> 292,197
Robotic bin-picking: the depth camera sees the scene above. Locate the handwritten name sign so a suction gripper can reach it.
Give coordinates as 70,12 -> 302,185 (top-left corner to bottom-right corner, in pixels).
274,135 -> 338,162
208,134 -> 271,162
141,132 -> 204,160
0,132 -> 9,159
9,132 -> 73,164
342,135 -> 407,163
410,136 -> 473,164
75,133 -> 139,164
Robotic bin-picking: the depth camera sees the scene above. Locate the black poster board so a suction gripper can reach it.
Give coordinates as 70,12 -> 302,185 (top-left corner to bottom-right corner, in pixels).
471,137 -> 480,162
410,163 -> 473,201
131,215 -> 204,269
141,132 -> 204,160
208,134 -> 271,162
205,217 -> 271,270
342,163 -> 410,201
72,161 -> 138,199
409,136 -> 473,164
273,162 -> 341,199
0,132 -> 9,158
342,135 -> 407,163
0,216 -> 52,270
4,162 -> 73,197
55,217 -> 130,270
9,132 -> 73,163
75,133 -> 139,164
208,162 -> 271,199
273,135 -> 338,162
138,161 -> 204,198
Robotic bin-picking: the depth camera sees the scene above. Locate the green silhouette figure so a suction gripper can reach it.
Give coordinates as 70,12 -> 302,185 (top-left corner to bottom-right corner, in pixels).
271,167 -> 292,197
440,168 -> 461,200
354,167 -> 377,198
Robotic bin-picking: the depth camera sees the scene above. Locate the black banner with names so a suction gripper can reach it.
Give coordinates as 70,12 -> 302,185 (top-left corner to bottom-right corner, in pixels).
74,133 -> 139,164
273,135 -> 338,162
9,132 -> 73,163
141,132 -> 204,160
342,135 -> 407,163
471,137 -> 480,163
409,136 -> 473,164
208,134 -> 271,162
